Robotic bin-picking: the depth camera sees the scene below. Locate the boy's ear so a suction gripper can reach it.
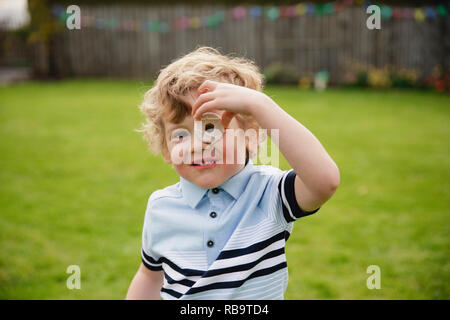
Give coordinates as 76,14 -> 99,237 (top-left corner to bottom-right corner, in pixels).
162,146 -> 172,164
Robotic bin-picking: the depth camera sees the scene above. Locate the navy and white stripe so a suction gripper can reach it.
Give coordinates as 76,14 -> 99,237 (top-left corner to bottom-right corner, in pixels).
156,231 -> 287,299
141,249 -> 163,271
278,169 -> 320,223
140,161 -> 319,299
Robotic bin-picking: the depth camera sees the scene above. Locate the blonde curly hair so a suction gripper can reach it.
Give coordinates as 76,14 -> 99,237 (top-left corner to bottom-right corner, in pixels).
139,46 -> 265,155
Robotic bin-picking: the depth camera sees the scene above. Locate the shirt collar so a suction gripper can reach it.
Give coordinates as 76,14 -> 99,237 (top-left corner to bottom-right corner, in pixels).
180,160 -> 254,209
180,177 -> 208,209
220,159 -> 254,199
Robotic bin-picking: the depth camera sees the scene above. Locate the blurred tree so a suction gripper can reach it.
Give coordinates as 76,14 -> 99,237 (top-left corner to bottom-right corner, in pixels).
28,0 -> 62,77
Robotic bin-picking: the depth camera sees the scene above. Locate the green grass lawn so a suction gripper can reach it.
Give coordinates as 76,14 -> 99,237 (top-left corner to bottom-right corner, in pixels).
0,80 -> 449,299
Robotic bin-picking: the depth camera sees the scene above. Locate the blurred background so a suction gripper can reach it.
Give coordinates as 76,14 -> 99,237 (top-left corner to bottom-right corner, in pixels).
0,0 -> 449,299
1,0 -> 449,88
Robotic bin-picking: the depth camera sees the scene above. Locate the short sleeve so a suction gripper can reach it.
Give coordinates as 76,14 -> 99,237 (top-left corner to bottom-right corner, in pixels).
277,169 -> 320,223
141,194 -> 163,271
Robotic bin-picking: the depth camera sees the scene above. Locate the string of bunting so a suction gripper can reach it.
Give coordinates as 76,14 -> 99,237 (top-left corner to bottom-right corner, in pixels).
52,1 -> 449,33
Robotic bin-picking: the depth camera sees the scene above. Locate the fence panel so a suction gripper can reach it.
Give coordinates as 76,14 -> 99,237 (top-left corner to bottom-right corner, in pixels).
47,4 -> 449,83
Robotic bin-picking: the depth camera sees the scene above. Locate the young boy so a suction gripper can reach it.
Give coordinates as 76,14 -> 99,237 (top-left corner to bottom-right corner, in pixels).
126,47 -> 340,300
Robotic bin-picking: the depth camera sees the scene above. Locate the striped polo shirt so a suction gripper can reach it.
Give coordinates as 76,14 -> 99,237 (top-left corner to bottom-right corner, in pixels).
141,160 -> 319,300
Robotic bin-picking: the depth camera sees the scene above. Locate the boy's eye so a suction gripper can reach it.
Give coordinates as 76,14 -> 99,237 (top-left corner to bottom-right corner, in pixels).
171,129 -> 190,143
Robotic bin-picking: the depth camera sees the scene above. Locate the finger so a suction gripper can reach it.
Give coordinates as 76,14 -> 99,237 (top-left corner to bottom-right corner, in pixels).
221,111 -> 236,128
197,80 -> 218,95
193,100 -> 220,120
191,92 -> 215,116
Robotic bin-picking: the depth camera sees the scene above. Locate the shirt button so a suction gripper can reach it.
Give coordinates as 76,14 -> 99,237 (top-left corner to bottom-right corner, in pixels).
207,240 -> 214,247
210,211 -> 217,218
212,188 -> 219,194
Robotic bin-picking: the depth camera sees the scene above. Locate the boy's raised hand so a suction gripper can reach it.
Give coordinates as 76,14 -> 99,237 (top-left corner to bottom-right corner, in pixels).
191,80 -> 261,127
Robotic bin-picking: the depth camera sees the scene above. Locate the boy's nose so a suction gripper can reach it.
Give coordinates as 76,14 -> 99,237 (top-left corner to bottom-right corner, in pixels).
189,130 -> 202,161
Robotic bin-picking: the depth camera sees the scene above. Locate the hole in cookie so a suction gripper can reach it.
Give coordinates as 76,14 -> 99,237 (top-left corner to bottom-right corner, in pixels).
205,123 -> 215,132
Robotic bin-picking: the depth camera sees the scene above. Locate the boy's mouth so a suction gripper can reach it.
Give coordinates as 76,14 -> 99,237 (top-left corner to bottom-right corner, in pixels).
191,159 -> 217,168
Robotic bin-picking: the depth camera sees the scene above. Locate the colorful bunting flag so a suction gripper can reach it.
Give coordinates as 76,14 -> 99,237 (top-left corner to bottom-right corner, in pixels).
267,7 -> 280,20
249,6 -> 262,18
53,2 -> 448,33
381,6 -> 392,19
414,8 -> 426,22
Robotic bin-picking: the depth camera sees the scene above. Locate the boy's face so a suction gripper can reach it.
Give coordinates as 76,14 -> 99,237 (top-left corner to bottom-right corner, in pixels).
162,90 -> 246,189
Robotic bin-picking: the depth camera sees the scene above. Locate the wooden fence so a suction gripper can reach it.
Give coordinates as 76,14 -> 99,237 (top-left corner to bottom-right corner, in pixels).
46,4 -> 449,84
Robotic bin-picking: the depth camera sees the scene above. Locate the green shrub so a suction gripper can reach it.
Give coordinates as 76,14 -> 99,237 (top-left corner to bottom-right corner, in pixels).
263,62 -> 299,85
